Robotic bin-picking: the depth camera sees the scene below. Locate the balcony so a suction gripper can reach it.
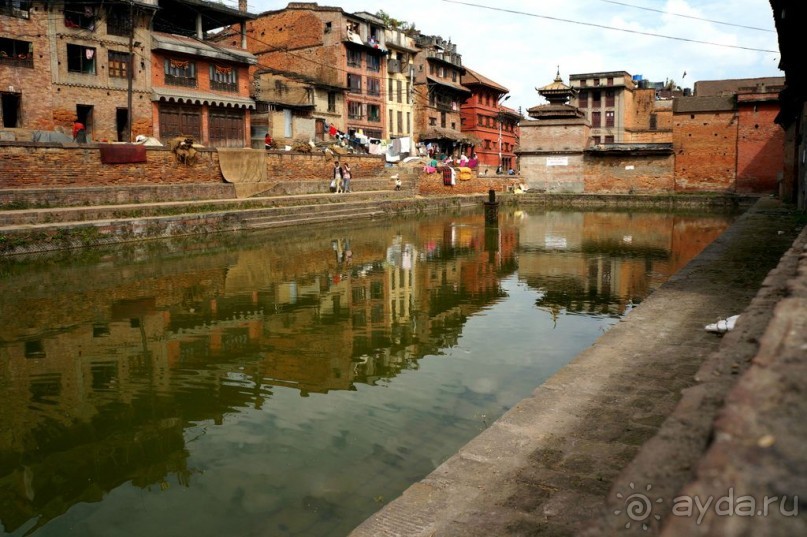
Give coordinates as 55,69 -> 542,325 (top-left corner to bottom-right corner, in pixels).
165,74 -> 197,88
211,80 -> 238,93
426,50 -> 462,68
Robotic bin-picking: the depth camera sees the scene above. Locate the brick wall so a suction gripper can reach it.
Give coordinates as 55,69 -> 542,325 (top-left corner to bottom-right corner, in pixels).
0,6 -> 54,130
584,153 -> 675,193
736,100 -> 785,193
418,168 -> 513,195
0,143 -> 385,188
673,109 -> 738,191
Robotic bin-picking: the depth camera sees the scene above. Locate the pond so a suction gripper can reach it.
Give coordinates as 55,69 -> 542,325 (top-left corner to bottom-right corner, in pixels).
0,207 -> 735,537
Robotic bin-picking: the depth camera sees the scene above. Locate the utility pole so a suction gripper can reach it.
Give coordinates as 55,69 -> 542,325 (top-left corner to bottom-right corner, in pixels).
126,0 -> 134,142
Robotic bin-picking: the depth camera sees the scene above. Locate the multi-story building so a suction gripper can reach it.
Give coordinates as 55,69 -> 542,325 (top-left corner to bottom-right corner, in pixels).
1,0 -> 158,140
217,4 -> 389,141
0,0 -> 255,145
460,67 -> 520,171
384,27 -> 417,140
411,34 -> 472,157
150,1 -> 256,147
251,67 -> 345,147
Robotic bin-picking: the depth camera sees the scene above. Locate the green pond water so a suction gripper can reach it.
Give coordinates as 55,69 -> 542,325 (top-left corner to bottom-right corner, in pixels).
0,207 -> 736,536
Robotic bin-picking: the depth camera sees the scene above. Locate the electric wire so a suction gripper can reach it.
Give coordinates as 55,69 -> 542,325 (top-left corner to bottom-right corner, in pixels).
594,0 -> 775,33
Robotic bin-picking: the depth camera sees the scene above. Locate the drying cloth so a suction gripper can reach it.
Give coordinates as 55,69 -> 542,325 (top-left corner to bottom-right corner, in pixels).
99,143 -> 147,164
217,148 -> 268,198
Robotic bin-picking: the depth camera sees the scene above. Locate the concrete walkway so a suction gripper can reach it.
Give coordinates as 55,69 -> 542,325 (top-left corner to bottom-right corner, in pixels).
350,198 -> 806,536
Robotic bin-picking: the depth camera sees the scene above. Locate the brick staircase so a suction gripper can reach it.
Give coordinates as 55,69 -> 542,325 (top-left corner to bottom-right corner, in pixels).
0,182 -> 422,256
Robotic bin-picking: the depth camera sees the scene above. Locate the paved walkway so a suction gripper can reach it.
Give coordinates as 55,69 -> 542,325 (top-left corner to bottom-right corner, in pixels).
350,198 -> 806,536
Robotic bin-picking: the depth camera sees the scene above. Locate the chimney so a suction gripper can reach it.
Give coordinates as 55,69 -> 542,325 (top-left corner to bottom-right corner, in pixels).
239,0 -> 247,12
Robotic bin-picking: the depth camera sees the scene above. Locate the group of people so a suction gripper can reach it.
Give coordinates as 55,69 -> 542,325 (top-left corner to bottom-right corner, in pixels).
330,161 -> 352,193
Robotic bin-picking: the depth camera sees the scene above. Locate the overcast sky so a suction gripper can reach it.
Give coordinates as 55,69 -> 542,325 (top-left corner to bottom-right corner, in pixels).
247,0 -> 781,115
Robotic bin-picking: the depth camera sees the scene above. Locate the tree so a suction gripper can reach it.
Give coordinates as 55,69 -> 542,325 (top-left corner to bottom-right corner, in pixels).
375,10 -> 416,32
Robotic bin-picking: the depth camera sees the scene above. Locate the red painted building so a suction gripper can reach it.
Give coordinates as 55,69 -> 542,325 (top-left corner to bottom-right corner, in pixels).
460,68 -> 520,172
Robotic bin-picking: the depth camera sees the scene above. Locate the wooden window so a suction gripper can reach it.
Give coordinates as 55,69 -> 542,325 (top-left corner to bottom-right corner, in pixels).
367,54 -> 380,72
388,77 -> 393,101
67,44 -> 96,74
210,64 -> 237,92
106,5 -> 131,36
649,113 -> 657,130
367,77 -> 380,96
64,1 -> 95,30
605,110 -> 615,127
347,73 -> 361,93
397,111 -> 403,134
108,51 -> 130,78
164,58 -> 196,87
604,135 -> 614,143
605,90 -> 615,107
396,80 -> 402,103
348,101 -> 362,119
328,91 -> 336,112
0,0 -> 32,19
0,37 -> 33,68
592,111 -> 601,127
592,90 -> 601,105
347,49 -> 362,68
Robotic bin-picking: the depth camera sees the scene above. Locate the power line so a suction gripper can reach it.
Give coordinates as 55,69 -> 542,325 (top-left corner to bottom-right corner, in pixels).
595,0 -> 775,33
441,0 -> 778,53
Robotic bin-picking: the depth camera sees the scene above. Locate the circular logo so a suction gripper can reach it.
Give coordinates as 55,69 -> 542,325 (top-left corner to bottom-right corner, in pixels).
614,482 -> 663,530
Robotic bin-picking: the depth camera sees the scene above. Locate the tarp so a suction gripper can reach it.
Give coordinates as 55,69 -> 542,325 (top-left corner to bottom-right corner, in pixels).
217,148 -> 268,198
31,130 -> 73,144
99,143 -> 147,164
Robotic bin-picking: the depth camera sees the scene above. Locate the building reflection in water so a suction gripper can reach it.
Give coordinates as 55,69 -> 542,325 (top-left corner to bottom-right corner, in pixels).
0,208 -> 732,535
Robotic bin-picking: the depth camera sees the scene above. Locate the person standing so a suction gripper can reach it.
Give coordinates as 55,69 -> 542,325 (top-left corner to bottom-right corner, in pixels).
264,132 -> 273,149
331,161 -> 343,193
341,163 -> 352,193
72,121 -> 87,143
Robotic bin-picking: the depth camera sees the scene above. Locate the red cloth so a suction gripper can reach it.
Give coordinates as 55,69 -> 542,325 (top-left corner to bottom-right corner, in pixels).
328,125 -> 337,136
99,144 -> 147,164
72,122 -> 85,138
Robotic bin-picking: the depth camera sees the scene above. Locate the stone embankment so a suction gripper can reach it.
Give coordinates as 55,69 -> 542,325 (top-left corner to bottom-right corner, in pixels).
350,198 -> 806,537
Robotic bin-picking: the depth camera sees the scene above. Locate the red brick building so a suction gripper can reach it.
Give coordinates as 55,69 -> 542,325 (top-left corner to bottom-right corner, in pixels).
460,67 -> 519,172
673,78 -> 785,193
218,4 -> 388,141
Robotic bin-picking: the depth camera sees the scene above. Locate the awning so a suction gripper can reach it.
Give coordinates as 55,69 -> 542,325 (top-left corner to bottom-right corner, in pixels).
426,76 -> 471,94
420,127 -> 479,145
152,87 -> 256,109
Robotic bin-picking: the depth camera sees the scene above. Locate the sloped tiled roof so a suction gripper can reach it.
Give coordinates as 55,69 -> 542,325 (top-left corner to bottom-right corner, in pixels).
462,68 -> 508,94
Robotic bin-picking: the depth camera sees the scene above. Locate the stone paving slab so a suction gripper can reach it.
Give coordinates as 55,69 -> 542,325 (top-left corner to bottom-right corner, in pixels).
350,199 -> 805,537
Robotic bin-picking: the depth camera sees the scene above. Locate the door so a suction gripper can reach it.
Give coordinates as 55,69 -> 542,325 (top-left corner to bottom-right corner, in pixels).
1,92 -> 21,128
116,108 -> 128,142
315,118 -> 324,141
209,107 -> 245,148
76,104 -> 93,140
158,103 -> 202,142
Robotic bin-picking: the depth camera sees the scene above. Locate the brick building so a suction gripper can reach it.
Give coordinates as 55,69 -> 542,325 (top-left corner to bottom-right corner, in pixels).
218,3 -> 389,141
673,78 -> 785,193
460,67 -> 520,172
1,0 -> 158,140
412,33 -> 472,157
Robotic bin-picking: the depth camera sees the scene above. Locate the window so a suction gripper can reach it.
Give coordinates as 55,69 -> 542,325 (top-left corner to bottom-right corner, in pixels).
406,82 -> 411,103
438,66 -> 445,77
604,135 -> 614,143
440,111 -> 446,128
0,37 -> 33,68
389,110 -> 393,131
347,48 -> 362,68
367,54 -> 380,72
429,116 -> 437,126
367,104 -> 380,122
210,64 -> 237,92
388,77 -> 393,101
106,4 -> 131,36
477,114 -> 483,126
348,101 -> 362,119
164,58 -> 196,87
484,139 -> 491,149
396,80 -> 402,103
324,21 -> 332,33
108,51 -> 130,79
67,44 -> 96,74
0,0 -> 32,19
649,113 -> 657,130
429,64 -> 436,76
607,77 -> 613,86
594,79 -> 601,86
347,73 -> 362,93
605,110 -> 615,127
397,111 -> 403,134
367,77 -> 380,96
328,91 -> 337,113
451,122 -> 455,130
452,70 -> 457,82
365,128 -> 382,139
64,1 -> 96,30
605,90 -> 614,107
580,79 -> 587,87
592,111 -> 601,127
407,112 -> 410,133
592,90 -> 601,105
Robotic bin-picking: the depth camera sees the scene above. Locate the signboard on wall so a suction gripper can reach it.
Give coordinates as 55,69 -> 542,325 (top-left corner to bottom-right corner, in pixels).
546,157 -> 569,167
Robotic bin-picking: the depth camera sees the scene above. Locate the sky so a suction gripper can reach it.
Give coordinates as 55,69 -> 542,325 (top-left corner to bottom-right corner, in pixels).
245,0 -> 781,115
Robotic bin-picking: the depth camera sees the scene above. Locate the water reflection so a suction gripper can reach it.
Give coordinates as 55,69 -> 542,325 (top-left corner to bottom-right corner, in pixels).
0,208 -> 733,536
